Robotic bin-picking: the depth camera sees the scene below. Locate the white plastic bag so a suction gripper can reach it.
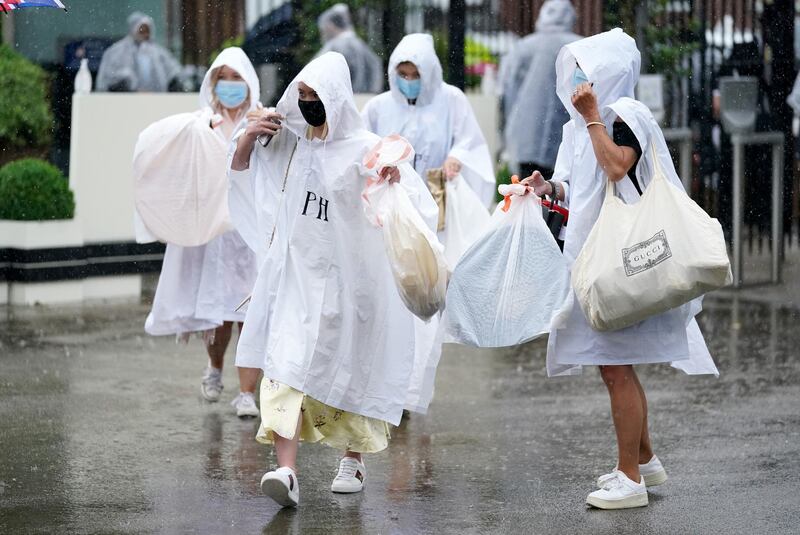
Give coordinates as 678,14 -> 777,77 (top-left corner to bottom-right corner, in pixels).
572,143 -> 732,332
445,179 -> 572,347
362,136 -> 448,321
133,110 -> 232,247
441,174 -> 491,267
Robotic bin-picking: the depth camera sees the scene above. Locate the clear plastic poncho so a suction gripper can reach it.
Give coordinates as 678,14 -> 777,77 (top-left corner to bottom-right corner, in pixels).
500,0 -> 581,169
96,12 -> 182,92
362,33 -> 496,207
316,3 -> 384,93
229,52 -> 443,425
545,29 -> 719,378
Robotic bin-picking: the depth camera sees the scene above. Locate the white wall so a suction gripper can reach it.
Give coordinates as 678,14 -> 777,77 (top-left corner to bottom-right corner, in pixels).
69,93 -> 199,243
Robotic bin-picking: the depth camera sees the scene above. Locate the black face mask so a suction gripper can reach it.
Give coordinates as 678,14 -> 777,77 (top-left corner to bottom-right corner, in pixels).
298,99 -> 326,127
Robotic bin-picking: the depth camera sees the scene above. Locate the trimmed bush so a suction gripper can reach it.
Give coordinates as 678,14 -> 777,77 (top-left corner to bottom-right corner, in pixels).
0,158 -> 75,220
0,44 -> 53,150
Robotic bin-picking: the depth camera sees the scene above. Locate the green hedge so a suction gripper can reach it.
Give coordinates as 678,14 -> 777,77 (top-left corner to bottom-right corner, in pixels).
0,44 -> 53,150
0,159 -> 75,220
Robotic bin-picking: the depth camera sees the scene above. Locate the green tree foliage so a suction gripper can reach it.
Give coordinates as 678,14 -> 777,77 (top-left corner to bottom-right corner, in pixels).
0,44 -> 53,150
644,0 -> 699,81
0,159 -> 75,221
604,0 -> 699,80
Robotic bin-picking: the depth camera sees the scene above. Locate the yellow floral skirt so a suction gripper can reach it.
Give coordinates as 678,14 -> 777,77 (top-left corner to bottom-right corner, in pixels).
256,378 -> 390,453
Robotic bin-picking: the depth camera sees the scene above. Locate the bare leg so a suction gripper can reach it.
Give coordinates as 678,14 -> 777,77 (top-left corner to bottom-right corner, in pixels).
631,371 -> 655,464
599,365 -> 643,482
237,367 -> 261,393
274,412 -> 302,472
234,323 -> 261,393
206,322 -> 233,369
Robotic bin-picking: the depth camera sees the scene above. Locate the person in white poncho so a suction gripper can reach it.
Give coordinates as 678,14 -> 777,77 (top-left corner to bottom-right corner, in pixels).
500,0 -> 581,180
316,3 -> 384,94
141,48 -> 261,418
228,52 -> 440,507
361,33 -> 495,413
96,11 -> 182,92
524,29 -> 720,510
362,33 -> 496,208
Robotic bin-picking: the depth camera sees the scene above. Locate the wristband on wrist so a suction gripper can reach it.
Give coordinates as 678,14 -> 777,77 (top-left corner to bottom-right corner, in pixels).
548,180 -> 559,200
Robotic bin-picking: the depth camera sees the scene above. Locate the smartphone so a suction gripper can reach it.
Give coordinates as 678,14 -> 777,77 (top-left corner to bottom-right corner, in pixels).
257,108 -> 281,147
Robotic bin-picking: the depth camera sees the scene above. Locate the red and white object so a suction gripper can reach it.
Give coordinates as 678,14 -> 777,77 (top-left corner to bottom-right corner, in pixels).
361,135 -> 448,321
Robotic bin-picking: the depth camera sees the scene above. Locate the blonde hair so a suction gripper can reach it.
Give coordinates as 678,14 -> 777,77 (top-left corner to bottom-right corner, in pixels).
209,66 -> 250,120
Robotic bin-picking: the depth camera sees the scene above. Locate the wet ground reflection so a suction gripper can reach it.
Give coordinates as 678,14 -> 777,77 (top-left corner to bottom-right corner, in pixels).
1,294 -> 798,533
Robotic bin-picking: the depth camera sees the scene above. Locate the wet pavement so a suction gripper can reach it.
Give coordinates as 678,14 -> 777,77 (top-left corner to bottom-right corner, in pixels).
1,285 -> 799,533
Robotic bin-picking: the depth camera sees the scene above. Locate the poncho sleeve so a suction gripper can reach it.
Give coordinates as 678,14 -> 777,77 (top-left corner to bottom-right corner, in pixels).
227,129 -> 294,264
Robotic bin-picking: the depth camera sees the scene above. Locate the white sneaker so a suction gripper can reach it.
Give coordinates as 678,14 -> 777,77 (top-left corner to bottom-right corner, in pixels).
330,457 -> 366,494
597,455 -> 668,488
200,366 -> 223,402
231,392 -> 260,418
261,467 -> 299,507
587,470 -> 648,510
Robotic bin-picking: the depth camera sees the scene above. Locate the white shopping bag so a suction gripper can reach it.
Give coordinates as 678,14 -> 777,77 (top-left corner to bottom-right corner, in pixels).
441,174 -> 491,267
133,110 -> 232,247
445,177 -> 572,347
362,135 -> 449,321
572,143 -> 732,332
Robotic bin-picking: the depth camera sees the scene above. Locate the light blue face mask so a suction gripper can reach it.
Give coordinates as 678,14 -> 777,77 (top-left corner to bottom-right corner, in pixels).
215,80 -> 248,109
573,67 -> 589,89
396,76 -> 422,100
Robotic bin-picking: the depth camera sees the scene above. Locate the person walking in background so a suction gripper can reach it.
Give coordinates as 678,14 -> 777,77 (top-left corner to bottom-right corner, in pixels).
500,0 -> 580,180
96,11 -> 182,92
139,48 -> 261,418
530,29 -> 720,510
361,33 -> 496,207
316,3 -> 384,93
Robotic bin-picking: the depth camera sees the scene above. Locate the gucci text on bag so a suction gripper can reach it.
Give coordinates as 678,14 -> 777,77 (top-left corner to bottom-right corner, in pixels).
622,230 -> 673,277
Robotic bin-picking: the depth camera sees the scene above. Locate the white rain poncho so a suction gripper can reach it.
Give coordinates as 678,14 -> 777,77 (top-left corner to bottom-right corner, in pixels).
500,0 -> 580,170
143,48 -> 259,335
545,29 -> 718,378
361,33 -> 496,208
229,52 -> 442,425
316,3 -> 384,94
96,12 -> 182,92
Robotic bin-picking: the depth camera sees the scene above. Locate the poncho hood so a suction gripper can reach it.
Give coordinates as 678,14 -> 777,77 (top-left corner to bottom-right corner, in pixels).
556,28 -> 641,124
535,0 -> 576,33
199,47 -> 260,111
127,11 -> 155,38
388,33 -> 444,107
317,3 -> 353,42
276,52 -> 367,141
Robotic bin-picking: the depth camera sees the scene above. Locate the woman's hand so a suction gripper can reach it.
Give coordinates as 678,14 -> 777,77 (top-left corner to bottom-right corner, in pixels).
571,83 -> 601,124
244,109 -> 283,141
443,157 -> 462,179
379,166 -> 401,184
231,110 -> 282,172
521,170 -> 551,197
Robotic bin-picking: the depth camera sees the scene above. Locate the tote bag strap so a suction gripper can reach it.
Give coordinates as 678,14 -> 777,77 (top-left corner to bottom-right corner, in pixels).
648,140 -> 668,185
604,138 -> 667,202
